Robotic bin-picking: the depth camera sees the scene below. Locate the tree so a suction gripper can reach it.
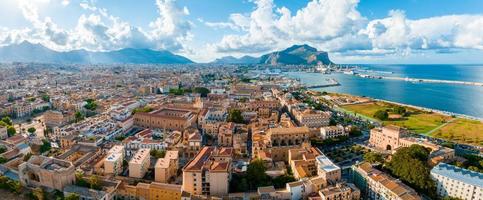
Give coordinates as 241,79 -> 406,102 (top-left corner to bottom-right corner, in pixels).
88,175 -> 101,190
272,175 -> 296,189
28,127 -> 36,134
468,166 -> 480,172
64,193 -> 80,200
385,144 -> 435,197
193,87 -> 210,97
363,152 -> 384,164
393,106 -> 406,115
75,111 -> 84,122
373,110 -> 389,120
84,99 -> 97,110
246,159 -> 271,189
150,149 -> 166,159
1,117 -> 12,126
132,106 -> 154,114
0,145 -> 7,154
41,95 -> 50,102
0,156 -> 7,164
32,187 -> 45,200
227,109 -> 244,123
348,126 -> 362,137
40,139 -> 51,153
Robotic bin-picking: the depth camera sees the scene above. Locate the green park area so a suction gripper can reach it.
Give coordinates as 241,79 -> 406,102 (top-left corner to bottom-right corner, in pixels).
431,118 -> 483,146
341,102 -> 451,133
340,101 -> 482,146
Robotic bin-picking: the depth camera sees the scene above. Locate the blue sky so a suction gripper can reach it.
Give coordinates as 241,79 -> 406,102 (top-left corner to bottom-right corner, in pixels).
0,0 -> 483,63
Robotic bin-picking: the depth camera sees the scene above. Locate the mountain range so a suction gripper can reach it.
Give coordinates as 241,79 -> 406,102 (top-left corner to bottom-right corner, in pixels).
0,41 -> 193,64
211,44 -> 332,65
0,42 -> 332,65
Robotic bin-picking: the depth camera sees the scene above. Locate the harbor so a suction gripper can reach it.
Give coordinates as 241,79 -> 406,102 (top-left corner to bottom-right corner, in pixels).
357,74 -> 483,86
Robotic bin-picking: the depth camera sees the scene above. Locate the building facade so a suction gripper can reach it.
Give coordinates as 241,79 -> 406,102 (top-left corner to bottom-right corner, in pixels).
129,148 -> 150,178
430,163 -> 483,200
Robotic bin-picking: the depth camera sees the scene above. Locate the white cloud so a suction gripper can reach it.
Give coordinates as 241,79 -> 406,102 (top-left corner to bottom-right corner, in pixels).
1,0 -> 192,53
208,0 -> 483,61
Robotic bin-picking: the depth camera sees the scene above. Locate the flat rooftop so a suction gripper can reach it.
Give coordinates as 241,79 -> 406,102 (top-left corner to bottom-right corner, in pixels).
129,149 -> 150,165
316,154 -> 340,173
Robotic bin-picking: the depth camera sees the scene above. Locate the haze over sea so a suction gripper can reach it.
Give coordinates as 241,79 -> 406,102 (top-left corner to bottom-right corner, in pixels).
287,64 -> 483,118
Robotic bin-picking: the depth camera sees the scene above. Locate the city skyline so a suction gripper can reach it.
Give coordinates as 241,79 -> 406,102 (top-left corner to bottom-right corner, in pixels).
0,0 -> 483,64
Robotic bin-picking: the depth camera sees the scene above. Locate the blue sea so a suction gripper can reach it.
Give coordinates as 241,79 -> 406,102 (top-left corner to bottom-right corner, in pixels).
286,64 -> 483,118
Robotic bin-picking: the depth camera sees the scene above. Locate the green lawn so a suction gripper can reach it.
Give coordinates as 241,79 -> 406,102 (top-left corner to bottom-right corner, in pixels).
431,119 -> 483,146
341,102 -> 451,133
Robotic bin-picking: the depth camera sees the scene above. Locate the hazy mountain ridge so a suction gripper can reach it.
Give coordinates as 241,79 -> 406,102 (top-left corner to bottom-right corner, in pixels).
0,41 -> 193,64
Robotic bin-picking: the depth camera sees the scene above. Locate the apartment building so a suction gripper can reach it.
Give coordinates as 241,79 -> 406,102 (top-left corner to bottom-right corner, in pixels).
293,109 -> 331,128
320,125 -> 347,140
155,150 -> 179,183
316,154 -> 341,184
319,182 -> 361,200
129,148 -> 151,178
352,162 -> 421,200
182,147 -> 233,197
104,145 -> 125,175
430,163 -> 483,200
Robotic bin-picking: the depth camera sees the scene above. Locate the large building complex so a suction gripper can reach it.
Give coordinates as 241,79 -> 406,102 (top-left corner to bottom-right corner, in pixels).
19,155 -> 76,191
133,108 -> 197,131
430,163 -> 483,200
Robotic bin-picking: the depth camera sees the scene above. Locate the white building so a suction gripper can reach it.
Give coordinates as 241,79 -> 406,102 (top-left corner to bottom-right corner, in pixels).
320,125 -> 347,140
431,163 -> 483,200
104,145 -> 125,175
316,154 -> 341,184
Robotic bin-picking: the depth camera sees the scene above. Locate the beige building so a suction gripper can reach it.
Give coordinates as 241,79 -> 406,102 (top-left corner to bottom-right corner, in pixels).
155,150 -> 179,183
18,155 -> 75,190
182,147 -> 232,197
352,162 -> 421,200
266,126 -> 311,161
316,154 -> 341,184
134,108 -> 196,131
369,125 -> 444,155
43,110 -> 70,127
117,181 -> 183,200
288,147 -> 322,179
104,145 -> 125,175
319,182 -> 360,200
294,109 -> 331,128
218,122 -> 235,147
129,148 -> 151,178
320,125 -> 347,140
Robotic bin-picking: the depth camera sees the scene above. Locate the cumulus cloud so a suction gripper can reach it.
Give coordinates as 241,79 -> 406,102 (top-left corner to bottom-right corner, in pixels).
209,0 -> 483,59
1,0 -> 192,53
211,0 -> 366,53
